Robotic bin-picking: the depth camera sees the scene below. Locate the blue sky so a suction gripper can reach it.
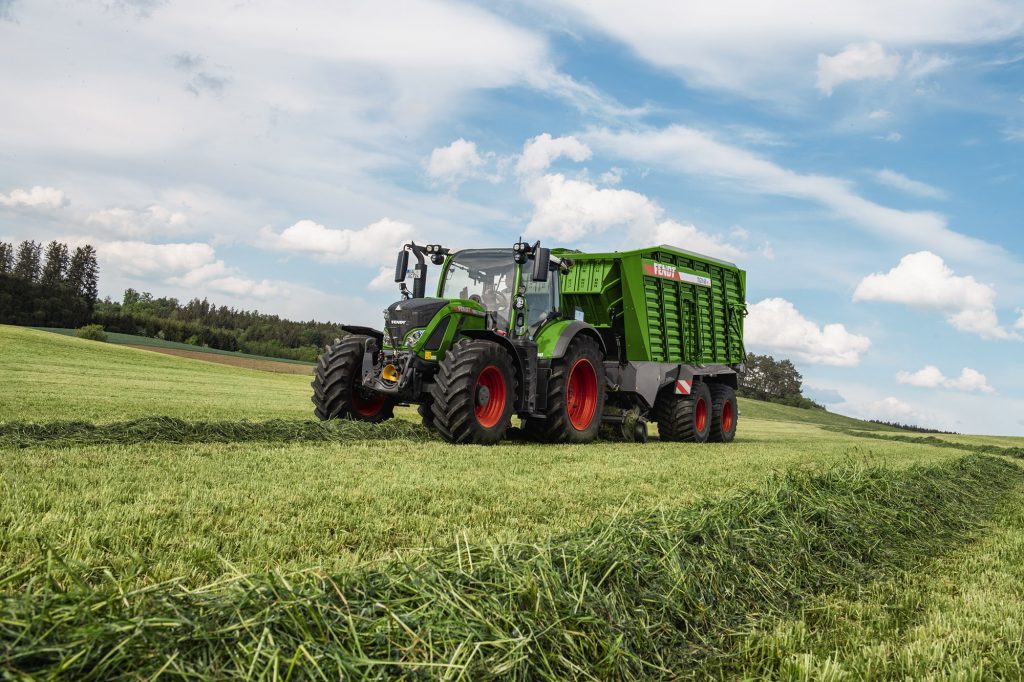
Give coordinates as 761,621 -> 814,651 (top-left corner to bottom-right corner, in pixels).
1,0 -> 1023,434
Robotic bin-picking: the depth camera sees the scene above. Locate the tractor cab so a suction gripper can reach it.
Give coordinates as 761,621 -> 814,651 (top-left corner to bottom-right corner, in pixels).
438,249 -> 517,329
389,241 -> 562,346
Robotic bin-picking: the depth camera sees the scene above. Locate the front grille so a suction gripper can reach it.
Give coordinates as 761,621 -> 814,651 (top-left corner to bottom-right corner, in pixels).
385,298 -> 448,346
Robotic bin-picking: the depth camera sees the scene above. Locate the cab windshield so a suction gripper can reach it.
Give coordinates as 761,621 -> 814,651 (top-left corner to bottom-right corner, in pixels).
440,249 -> 516,324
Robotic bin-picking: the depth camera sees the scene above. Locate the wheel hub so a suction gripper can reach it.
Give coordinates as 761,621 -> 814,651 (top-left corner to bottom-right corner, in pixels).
476,385 -> 490,407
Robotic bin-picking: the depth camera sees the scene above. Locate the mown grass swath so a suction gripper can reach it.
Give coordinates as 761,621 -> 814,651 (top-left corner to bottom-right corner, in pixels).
0,416 -> 431,446
826,426 -> 1024,458
2,455 -> 1018,680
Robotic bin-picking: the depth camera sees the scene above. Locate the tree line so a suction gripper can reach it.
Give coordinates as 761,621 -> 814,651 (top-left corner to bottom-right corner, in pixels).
0,240 -> 98,328
1,239 -> 348,362
93,289 -> 349,362
737,352 -> 824,410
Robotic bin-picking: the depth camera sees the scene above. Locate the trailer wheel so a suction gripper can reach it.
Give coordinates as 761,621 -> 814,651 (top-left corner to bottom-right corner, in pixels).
654,381 -> 711,443
523,335 -> 606,444
312,336 -> 395,422
430,338 -> 516,444
708,384 -> 738,443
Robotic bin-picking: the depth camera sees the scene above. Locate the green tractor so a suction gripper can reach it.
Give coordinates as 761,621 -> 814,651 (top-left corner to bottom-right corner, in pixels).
313,240 -> 747,445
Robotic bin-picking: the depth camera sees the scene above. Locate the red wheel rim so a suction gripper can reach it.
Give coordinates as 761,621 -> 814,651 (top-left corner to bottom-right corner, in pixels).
566,358 -> 599,431
722,400 -> 734,433
474,365 -> 506,428
695,396 -> 708,433
352,389 -> 387,417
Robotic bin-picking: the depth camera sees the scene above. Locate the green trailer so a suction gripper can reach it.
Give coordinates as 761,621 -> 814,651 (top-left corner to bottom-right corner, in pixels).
312,240 -> 747,445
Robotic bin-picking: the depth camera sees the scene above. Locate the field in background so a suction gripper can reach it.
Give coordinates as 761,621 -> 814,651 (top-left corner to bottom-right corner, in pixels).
35,327 -> 315,373
3,326 -> 312,421
3,323 -> 1024,678
3,326 -> 888,428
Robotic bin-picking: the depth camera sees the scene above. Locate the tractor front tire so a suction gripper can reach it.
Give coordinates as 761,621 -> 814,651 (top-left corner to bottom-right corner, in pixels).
312,336 -> 395,422
708,384 -> 738,443
523,335 -> 606,444
654,381 -> 711,443
430,338 -> 516,444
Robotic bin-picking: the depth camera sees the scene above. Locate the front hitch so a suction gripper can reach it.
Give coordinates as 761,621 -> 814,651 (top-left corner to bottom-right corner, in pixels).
362,347 -> 417,396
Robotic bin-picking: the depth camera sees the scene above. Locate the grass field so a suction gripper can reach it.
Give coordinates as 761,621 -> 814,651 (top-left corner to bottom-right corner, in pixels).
35,327 -> 315,365
2,326 -> 312,421
2,323 -> 1023,678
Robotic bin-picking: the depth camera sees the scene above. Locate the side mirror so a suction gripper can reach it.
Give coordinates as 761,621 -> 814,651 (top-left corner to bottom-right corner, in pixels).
532,247 -> 551,282
394,250 -> 409,282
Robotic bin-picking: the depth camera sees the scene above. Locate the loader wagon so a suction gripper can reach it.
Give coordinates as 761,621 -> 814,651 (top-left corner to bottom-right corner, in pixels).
313,240 -> 746,445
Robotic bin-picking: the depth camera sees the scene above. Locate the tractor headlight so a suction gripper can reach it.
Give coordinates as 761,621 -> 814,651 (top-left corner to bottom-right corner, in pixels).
404,328 -> 425,347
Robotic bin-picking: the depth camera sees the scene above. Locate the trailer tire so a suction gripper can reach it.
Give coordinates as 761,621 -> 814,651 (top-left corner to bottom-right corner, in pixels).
312,336 -> 395,422
430,338 -> 516,444
654,381 -> 711,443
708,384 -> 738,443
523,335 -> 606,444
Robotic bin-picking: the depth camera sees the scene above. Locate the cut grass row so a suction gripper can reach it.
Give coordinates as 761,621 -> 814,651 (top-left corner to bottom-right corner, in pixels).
2,455 -> 1018,680
731,459 -> 1024,680
0,418 -> 968,589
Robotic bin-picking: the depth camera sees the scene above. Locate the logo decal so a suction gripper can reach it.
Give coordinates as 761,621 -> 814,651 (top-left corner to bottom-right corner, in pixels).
643,261 -> 712,287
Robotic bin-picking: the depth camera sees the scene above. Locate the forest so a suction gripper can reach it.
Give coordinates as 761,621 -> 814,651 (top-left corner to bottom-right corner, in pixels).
0,239 -> 347,362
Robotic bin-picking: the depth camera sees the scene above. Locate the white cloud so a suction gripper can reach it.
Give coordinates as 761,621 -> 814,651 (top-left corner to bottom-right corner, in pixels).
522,172 -> 743,260
259,218 -> 413,264
882,131 -> 903,142
99,240 -> 217,278
745,297 -> 872,366
206,276 -> 280,299
542,1 -> 1022,97
868,109 -> 891,120
599,167 -> 623,185
87,205 -> 189,237
1005,129 -> 1024,142
815,45 -> 952,96
516,133 -> 592,176
897,365 -> 995,393
368,266 -> 398,292
426,138 -> 488,186
816,42 -> 902,96
859,396 -> 925,422
906,51 -> 954,78
872,169 -> 946,199
1016,310 -> 1024,330
650,220 -> 745,261
96,239 -> 283,301
853,251 -> 1018,339
0,186 -> 67,209
586,125 -> 1004,264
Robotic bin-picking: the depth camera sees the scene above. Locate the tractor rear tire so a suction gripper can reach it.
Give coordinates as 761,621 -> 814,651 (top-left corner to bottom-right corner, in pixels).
654,381 -> 711,443
312,336 -> 395,422
522,335 -> 606,444
430,338 -> 516,444
708,384 -> 738,443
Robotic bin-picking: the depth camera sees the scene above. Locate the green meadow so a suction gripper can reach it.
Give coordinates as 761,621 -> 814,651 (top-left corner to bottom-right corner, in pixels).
1,324 -> 1023,679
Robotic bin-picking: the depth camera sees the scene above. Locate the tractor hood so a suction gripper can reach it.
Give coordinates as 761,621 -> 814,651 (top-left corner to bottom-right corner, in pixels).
385,298 -> 448,346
